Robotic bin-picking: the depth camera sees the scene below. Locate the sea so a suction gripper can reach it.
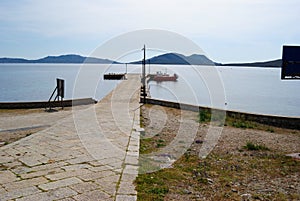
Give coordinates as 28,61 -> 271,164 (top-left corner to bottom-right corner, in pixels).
0,64 -> 299,117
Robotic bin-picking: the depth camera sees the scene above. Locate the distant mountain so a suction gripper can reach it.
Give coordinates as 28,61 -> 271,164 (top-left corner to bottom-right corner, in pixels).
0,54 -> 118,64
218,59 -> 282,67
131,53 -> 215,65
0,58 -> 30,63
0,53 -> 282,67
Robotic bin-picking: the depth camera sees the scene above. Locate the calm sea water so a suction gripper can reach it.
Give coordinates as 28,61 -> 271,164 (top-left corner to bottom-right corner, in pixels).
0,64 -> 121,102
0,64 -> 299,117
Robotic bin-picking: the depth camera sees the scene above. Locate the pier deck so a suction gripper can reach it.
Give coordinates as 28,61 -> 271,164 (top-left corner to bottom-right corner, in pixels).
0,74 -> 141,201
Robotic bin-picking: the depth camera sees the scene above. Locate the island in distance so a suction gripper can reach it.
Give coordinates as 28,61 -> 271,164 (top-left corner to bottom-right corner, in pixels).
130,53 -> 215,65
0,53 -> 281,67
0,54 -> 118,64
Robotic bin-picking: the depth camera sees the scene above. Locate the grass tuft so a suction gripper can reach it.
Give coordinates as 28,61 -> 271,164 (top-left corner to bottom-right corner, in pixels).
229,120 -> 256,129
199,109 -> 211,122
244,142 -> 270,151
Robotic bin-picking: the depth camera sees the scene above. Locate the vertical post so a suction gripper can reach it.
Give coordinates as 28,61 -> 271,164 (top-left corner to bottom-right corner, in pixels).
142,45 -> 146,86
148,59 -> 151,75
141,45 -> 147,103
61,94 -> 64,109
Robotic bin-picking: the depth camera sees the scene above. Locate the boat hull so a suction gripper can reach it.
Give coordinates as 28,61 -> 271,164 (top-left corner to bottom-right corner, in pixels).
153,76 -> 178,82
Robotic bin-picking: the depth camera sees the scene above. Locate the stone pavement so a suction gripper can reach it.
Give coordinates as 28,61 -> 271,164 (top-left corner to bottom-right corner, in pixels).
0,74 -> 141,201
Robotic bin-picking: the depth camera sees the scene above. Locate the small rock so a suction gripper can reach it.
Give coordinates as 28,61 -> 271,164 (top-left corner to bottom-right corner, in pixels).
286,153 -> 300,160
183,189 -> 192,194
241,193 -> 252,201
195,140 -> 203,144
207,178 -> 214,184
194,195 -> 200,199
231,188 -> 238,193
289,185 -> 295,189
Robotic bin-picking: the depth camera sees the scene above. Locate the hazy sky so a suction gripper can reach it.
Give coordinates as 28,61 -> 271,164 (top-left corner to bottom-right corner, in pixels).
0,0 -> 299,63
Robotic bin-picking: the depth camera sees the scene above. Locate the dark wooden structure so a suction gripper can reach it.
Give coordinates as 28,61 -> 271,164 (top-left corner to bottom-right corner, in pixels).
103,73 -> 126,80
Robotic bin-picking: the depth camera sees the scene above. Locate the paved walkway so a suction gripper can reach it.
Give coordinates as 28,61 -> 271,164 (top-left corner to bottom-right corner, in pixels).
0,75 -> 141,201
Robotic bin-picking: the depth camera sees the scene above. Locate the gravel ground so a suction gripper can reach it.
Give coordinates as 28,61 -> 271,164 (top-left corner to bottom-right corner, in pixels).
140,104 -> 300,201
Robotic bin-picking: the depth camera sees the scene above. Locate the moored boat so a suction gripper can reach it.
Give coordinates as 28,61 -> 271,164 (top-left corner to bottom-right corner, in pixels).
152,71 -> 178,82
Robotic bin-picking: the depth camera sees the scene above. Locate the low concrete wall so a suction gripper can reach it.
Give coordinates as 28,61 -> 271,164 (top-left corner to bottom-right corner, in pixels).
0,98 -> 97,109
143,98 -> 300,130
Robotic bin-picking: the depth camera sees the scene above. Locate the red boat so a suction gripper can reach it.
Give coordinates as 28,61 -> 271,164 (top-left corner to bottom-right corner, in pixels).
152,71 -> 178,82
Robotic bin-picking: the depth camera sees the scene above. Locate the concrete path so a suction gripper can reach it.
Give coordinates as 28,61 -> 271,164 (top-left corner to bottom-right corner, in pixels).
0,75 -> 141,201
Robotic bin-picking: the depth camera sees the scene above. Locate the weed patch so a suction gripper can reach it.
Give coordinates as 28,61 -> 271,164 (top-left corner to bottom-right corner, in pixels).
244,142 -> 270,151
229,120 -> 256,129
199,109 -> 211,122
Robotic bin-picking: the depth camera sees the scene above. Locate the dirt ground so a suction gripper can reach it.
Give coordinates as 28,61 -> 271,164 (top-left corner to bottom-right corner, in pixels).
138,104 -> 300,201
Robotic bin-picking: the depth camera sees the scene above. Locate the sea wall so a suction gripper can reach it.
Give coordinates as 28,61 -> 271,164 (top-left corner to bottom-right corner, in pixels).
143,98 -> 300,130
0,98 -> 97,109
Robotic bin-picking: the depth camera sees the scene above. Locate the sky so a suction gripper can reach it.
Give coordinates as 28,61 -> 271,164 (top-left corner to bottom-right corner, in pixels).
0,0 -> 299,63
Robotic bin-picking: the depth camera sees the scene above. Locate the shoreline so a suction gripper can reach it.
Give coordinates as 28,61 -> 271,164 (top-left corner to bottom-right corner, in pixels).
144,98 -> 300,130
